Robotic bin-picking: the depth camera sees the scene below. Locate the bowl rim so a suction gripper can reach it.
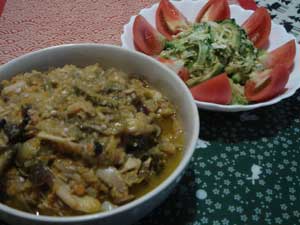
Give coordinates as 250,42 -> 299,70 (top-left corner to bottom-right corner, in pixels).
0,43 -> 200,222
120,0 -> 300,112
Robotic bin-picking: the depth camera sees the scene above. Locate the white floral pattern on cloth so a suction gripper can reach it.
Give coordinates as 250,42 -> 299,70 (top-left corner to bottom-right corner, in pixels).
258,0 -> 300,40
246,164 -> 262,185
137,93 -> 300,224
195,139 -> 211,149
240,112 -> 259,122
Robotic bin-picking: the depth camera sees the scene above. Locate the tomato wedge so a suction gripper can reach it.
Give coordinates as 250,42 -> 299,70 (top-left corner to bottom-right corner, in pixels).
133,15 -> 165,56
178,67 -> 189,82
0,0 -> 6,16
242,7 -> 271,49
156,0 -> 189,40
156,57 -> 189,82
195,0 -> 230,23
236,0 -> 258,10
190,73 -> 232,104
260,40 -> 296,71
245,64 -> 290,102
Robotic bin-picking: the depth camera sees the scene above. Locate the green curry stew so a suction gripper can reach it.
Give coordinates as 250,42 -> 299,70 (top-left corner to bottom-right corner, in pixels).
0,64 -> 184,216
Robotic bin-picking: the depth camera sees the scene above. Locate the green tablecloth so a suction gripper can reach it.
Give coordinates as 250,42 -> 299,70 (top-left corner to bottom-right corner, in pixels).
136,1 -> 300,224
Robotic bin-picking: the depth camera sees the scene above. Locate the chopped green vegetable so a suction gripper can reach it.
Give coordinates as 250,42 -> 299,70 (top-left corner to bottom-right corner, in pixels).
159,19 -> 265,105
230,81 -> 248,105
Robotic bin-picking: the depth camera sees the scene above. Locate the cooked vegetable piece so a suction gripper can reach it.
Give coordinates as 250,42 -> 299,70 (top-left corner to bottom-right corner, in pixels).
37,132 -> 95,158
120,157 -> 142,173
242,7 -> 271,48
16,138 -> 40,164
1,81 -> 27,96
124,112 -> 156,135
245,64 -> 290,102
230,81 -> 248,105
0,149 -> 15,175
190,73 -> 232,104
96,167 -> 133,204
54,179 -> 101,213
131,97 -> 149,114
101,201 -> 117,212
195,0 -> 230,23
28,163 -> 53,187
122,134 -> 157,153
94,141 -> 103,156
156,0 -> 189,40
133,15 -> 165,55
0,106 -> 34,144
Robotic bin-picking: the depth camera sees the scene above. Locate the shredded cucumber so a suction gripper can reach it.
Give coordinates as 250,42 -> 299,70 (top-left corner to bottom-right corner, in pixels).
159,19 -> 265,105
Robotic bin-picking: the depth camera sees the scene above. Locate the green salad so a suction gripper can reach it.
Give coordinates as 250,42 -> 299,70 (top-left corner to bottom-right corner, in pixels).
159,19 -> 266,105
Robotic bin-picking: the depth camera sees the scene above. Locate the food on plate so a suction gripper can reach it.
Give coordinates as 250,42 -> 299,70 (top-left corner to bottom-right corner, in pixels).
244,64 -> 290,102
160,20 -> 260,86
190,73 -> 232,104
156,56 -> 189,82
241,7 -> 271,48
155,0 -> 189,40
195,0 -> 230,23
133,15 -> 166,55
236,0 -> 258,10
0,64 -> 184,216
132,0 -> 296,105
259,39 -> 296,70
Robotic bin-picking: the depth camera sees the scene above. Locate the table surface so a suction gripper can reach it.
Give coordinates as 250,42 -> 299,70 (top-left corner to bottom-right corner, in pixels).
1,0 -> 300,225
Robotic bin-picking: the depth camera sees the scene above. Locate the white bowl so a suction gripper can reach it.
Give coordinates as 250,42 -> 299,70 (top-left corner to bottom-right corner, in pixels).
121,0 -> 300,112
0,44 -> 199,225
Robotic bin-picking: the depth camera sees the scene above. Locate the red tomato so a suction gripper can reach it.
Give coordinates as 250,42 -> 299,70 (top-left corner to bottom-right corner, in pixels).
195,0 -> 230,23
190,73 -> 232,104
262,40 -> 296,70
242,7 -> 271,49
178,67 -> 189,82
245,64 -> 290,102
133,15 -> 165,55
236,0 -> 258,10
156,57 -> 189,82
0,0 -> 6,16
156,0 -> 189,40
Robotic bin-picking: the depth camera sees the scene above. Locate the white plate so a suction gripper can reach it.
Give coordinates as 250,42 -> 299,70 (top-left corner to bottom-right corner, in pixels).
121,0 -> 300,112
